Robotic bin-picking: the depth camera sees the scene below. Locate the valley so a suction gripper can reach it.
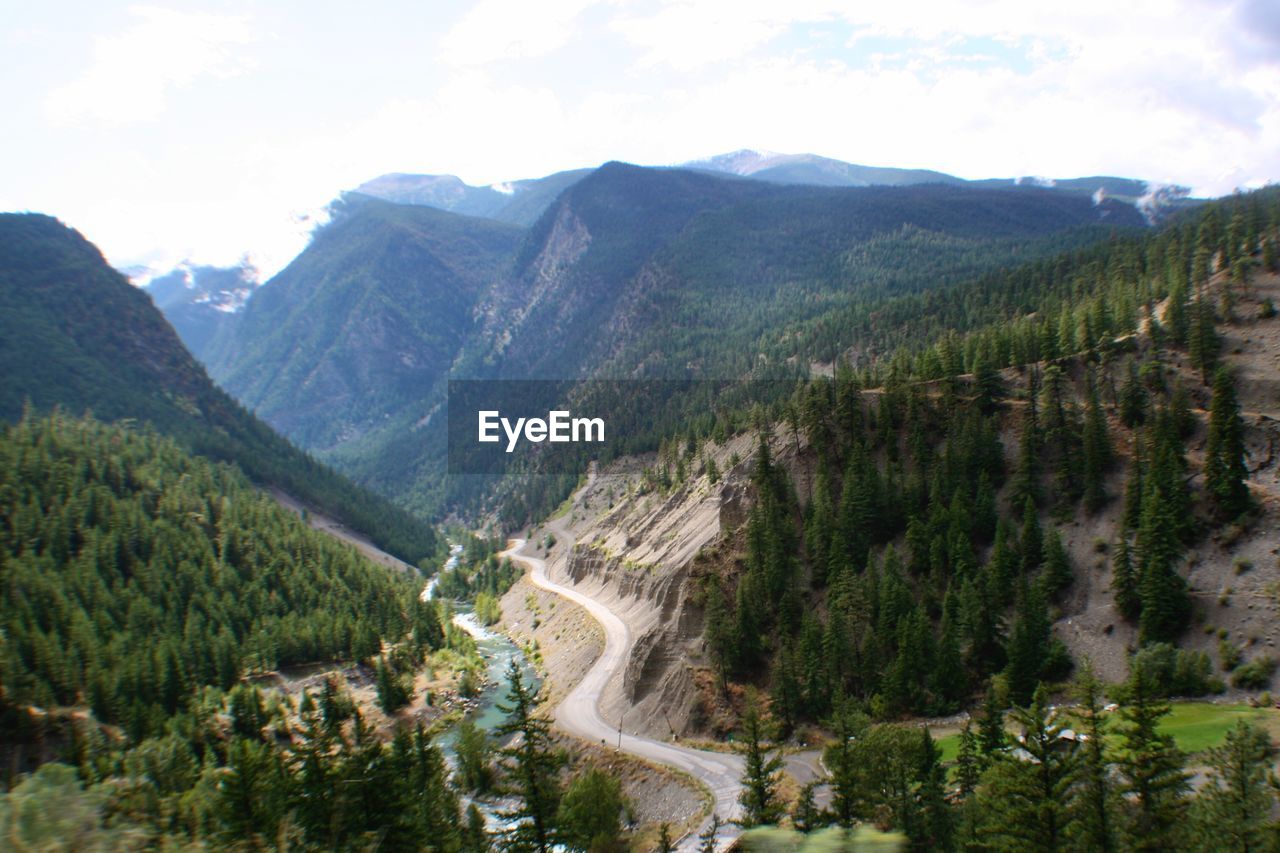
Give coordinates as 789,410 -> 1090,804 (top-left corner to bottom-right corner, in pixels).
5,163 -> 1280,851
8,2 -> 1280,848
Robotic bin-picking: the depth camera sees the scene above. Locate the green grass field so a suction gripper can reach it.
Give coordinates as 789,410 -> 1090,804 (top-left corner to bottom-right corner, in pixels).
933,701 -> 1279,763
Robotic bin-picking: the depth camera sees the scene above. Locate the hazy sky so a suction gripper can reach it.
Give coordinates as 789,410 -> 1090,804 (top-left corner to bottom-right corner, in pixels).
3,1 -> 1279,278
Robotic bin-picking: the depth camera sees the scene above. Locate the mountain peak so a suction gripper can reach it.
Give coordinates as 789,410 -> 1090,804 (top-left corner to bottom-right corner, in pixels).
682,149 -> 782,176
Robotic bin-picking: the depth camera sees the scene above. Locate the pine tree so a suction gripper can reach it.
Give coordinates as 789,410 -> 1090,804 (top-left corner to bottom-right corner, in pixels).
461,804 -> 489,853
1082,372 -> 1112,512
978,681 -> 1007,760
791,784 -> 822,834
702,579 -> 734,690
1039,529 -> 1072,601
1018,498 -> 1043,576
932,602 -> 967,709
770,641 -> 803,735
454,717 -> 495,794
217,737 -> 288,844
1119,359 -> 1148,428
1005,580 -> 1051,707
1136,486 -> 1190,644
557,767 -> 625,851
975,685 -> 1078,850
1041,363 -> 1081,504
737,696 -> 784,828
915,728 -> 953,852
1188,293 -> 1220,382
392,725 -> 464,850
986,520 -> 1018,607
972,348 -> 1004,413
1164,252 -> 1190,345
1121,436 -> 1146,533
1070,664 -> 1117,852
375,657 -> 410,714
825,699 -> 870,828
1111,538 -> 1141,621
1116,664 -> 1191,851
804,460 -> 834,587
1203,367 -> 1251,520
1009,415 -> 1042,510
496,659 -> 562,852
1189,720 -> 1278,852
954,721 -> 982,799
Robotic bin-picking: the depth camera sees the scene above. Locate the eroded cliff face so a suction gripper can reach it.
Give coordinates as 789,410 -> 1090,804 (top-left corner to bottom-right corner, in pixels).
535,431 -> 769,740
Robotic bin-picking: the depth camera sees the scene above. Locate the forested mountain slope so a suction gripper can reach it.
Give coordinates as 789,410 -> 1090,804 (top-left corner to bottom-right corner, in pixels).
565,186 -> 1280,734
0,413 -> 431,738
0,213 -> 436,563
206,163 -> 1145,520
0,413 -> 469,849
204,197 -> 521,448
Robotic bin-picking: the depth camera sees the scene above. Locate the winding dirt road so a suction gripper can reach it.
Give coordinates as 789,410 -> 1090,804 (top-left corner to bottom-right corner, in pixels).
502,533 -> 744,851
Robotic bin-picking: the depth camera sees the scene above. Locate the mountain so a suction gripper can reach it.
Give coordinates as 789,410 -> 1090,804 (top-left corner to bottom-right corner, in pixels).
0,212 -> 437,563
682,149 -> 965,187
353,168 -> 591,226
205,162 -> 1147,519
141,260 -> 258,360
354,151 -> 1193,236
462,162 -> 1146,382
203,195 -> 522,449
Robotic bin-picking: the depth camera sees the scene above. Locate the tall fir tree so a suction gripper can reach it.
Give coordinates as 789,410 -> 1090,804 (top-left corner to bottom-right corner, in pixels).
1110,538 -> 1141,622
1039,528 -> 1073,602
496,659 -> 562,853
1070,664 -> 1117,853
1018,498 -> 1044,576
737,695 -> 785,828
1203,367 -> 1251,520
1081,371 -> 1113,512
1116,664 -> 1191,852
1135,486 -> 1191,644
975,685 -> 1078,850
1189,720 -> 1278,852
1005,581 -> 1051,706
1188,292 -> 1220,383
978,681 -> 1007,760
1119,359 -> 1148,428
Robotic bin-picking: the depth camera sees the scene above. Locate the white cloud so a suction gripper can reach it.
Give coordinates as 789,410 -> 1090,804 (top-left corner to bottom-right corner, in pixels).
45,5 -> 255,126
590,0 -> 1280,194
611,2 -> 816,71
17,1 -> 1280,279
439,0 -> 599,67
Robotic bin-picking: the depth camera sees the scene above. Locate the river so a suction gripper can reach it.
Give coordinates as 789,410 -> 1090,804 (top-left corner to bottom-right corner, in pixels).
424,543 -> 540,832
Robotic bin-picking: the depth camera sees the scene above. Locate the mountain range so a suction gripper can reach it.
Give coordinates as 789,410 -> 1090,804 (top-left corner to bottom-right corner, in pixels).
353,149 -> 1195,228
188,157 -> 1157,519
143,150 -> 1195,374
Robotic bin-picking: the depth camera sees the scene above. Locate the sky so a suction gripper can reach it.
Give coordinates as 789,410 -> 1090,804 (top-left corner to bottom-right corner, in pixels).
3,0 -> 1279,279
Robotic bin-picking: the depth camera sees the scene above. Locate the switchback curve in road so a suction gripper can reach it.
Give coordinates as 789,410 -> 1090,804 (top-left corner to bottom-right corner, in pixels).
502,533 -> 744,851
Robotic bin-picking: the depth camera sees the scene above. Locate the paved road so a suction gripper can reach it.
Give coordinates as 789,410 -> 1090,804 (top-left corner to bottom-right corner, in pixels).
502,533 -> 745,851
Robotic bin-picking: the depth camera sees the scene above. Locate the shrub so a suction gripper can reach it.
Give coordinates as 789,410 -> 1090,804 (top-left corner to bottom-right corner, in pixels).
1232,655 -> 1277,690
1131,643 -> 1223,696
1219,638 -> 1242,672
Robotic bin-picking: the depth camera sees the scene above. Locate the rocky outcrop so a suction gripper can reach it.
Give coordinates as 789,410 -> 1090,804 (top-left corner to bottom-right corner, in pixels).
541,432 -> 765,740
